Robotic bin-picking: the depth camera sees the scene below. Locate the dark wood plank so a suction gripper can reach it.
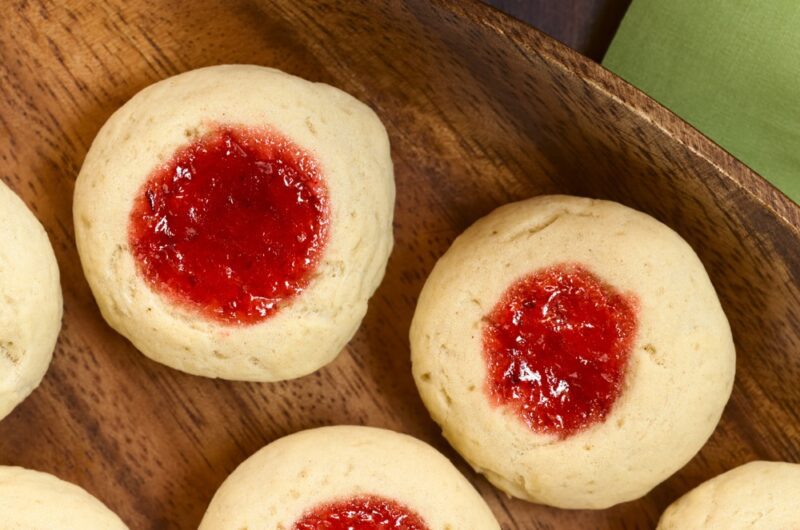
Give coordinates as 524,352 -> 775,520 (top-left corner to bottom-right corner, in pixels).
484,0 -> 632,60
0,0 -> 798,528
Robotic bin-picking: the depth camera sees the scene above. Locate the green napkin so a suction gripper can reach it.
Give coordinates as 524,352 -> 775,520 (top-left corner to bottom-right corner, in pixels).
603,0 -> 800,202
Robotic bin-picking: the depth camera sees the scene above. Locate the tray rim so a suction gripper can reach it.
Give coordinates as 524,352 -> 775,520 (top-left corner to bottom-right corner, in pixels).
450,0 -> 800,235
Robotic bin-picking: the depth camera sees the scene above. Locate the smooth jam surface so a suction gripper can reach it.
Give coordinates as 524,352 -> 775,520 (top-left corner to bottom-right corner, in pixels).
482,263 -> 637,437
293,496 -> 429,530
129,126 -> 328,325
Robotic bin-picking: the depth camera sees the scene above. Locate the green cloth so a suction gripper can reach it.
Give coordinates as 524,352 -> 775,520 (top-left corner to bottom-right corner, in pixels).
603,0 -> 800,202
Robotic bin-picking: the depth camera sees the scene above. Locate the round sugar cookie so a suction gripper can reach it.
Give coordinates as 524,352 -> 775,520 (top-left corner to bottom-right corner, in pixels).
410,195 -> 735,509
199,426 -> 500,530
0,466 -> 128,529
658,461 -> 800,529
0,181 -> 62,421
74,65 -> 394,381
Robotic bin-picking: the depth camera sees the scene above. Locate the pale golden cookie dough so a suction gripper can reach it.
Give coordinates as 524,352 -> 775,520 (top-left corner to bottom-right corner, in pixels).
199,426 -> 500,530
658,461 -> 800,529
0,182 -> 62,421
74,65 -> 394,381
410,195 -> 735,509
0,466 -> 128,529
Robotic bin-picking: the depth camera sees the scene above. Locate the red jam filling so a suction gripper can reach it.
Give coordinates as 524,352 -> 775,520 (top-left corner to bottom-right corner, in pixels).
129,126 -> 328,325
293,496 -> 429,530
482,263 -> 638,437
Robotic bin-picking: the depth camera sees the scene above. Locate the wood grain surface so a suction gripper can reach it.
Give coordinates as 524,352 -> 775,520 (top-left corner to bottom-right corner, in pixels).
1,1 -> 799,528
485,0 -> 631,60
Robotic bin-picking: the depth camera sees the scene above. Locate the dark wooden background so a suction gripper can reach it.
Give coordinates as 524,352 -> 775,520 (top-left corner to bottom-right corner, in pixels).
486,0 -> 632,60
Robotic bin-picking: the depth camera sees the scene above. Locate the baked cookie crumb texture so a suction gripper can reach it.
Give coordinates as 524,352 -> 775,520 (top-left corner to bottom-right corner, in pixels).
74,65 -> 394,381
0,181 -> 62,421
199,426 -> 500,530
657,461 -> 800,530
410,195 -> 736,508
0,466 -> 128,529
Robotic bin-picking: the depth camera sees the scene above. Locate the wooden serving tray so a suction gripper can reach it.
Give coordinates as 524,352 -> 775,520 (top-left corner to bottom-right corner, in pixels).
2,1 -> 799,528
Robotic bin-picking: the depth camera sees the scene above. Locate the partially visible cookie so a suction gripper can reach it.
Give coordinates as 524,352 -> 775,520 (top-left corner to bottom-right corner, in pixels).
658,461 -> 800,529
410,195 -> 735,508
0,466 -> 128,529
199,426 -> 500,530
0,181 -> 62,421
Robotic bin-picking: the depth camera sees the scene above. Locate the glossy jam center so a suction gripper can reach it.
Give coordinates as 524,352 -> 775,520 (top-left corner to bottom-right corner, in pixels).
129,126 -> 328,325
482,263 -> 637,437
293,496 -> 429,530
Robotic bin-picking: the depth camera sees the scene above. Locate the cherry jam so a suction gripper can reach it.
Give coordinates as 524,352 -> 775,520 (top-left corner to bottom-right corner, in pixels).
483,263 -> 638,437
129,126 -> 328,325
293,496 -> 429,530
